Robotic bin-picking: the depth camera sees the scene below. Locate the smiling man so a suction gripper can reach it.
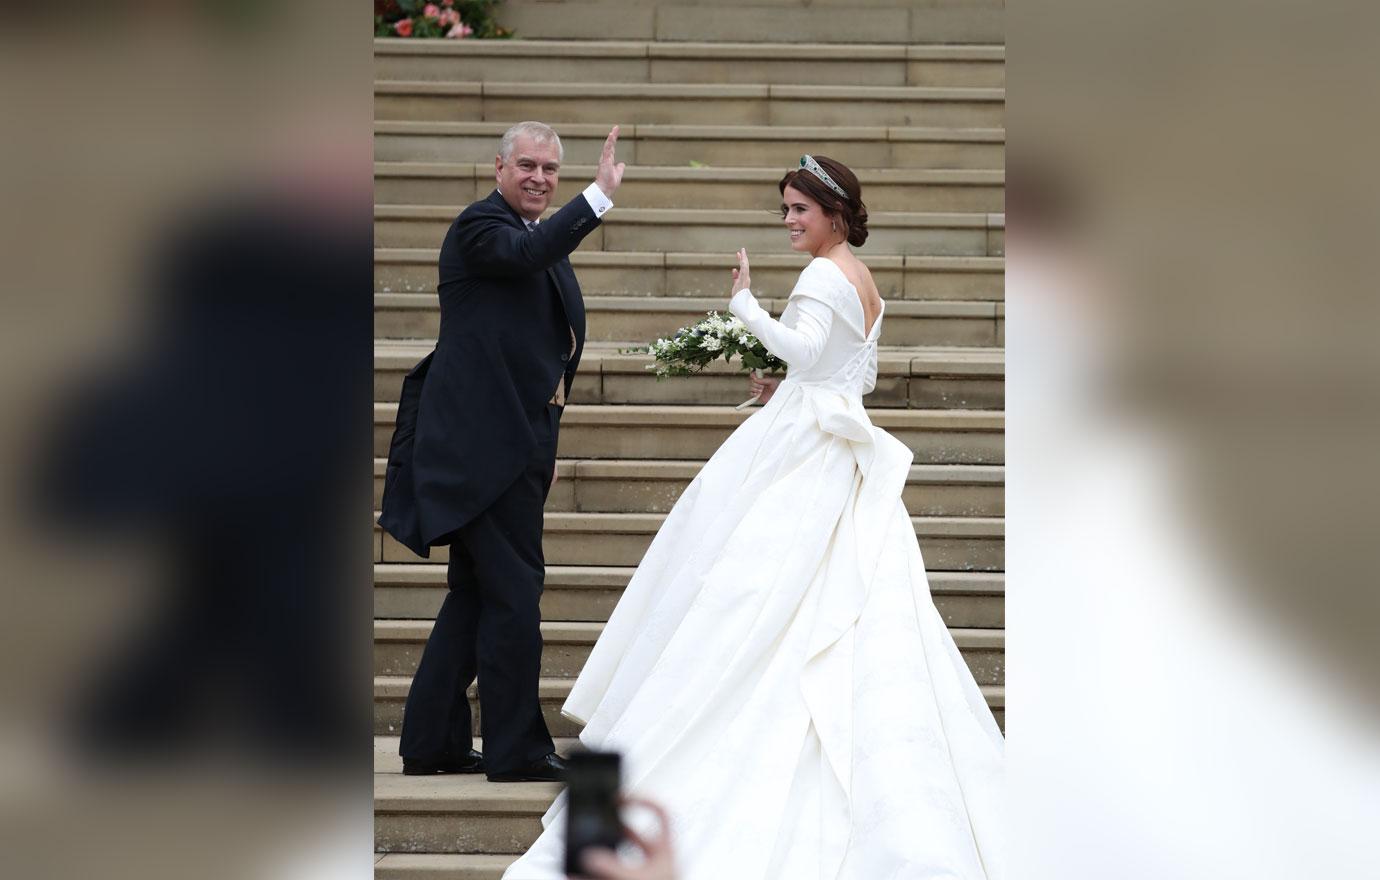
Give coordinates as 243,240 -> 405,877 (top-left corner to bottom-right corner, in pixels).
378,121 -> 625,782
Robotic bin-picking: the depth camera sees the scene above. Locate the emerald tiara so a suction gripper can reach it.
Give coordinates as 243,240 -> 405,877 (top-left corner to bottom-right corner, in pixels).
799,154 -> 848,199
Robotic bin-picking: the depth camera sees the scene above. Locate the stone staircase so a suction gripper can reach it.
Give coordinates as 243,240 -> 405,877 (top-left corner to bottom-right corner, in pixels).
373,4 -> 1003,874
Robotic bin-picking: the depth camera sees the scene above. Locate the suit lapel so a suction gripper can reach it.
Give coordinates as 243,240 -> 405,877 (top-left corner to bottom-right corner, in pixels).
488,189 -> 581,340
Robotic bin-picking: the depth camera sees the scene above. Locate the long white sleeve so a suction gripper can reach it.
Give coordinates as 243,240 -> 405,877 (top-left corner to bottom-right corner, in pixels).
729,288 -> 833,370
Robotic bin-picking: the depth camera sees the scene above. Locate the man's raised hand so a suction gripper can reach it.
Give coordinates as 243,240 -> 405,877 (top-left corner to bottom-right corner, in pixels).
595,125 -> 627,199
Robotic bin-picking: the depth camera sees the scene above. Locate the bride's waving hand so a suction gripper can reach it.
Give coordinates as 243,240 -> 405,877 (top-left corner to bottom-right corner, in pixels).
729,248 -> 834,371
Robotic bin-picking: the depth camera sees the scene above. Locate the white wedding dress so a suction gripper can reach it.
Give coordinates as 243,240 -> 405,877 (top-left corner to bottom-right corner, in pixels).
503,257 -> 1003,880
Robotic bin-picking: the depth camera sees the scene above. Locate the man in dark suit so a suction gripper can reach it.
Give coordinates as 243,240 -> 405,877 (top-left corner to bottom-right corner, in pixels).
379,122 -> 625,782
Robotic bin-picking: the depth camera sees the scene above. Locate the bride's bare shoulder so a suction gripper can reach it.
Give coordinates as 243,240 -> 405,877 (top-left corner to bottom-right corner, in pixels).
856,260 -> 879,295
834,255 -> 882,302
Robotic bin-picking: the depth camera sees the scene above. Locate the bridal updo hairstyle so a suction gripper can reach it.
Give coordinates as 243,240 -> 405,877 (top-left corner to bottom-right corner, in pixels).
779,155 -> 869,247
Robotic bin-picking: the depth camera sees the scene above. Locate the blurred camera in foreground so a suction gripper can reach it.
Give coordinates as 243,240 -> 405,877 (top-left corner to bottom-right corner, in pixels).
0,4 -> 372,879
1010,2 -> 1380,878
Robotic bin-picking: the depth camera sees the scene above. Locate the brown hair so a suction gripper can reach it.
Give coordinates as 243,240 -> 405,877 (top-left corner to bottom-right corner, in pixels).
778,155 -> 869,247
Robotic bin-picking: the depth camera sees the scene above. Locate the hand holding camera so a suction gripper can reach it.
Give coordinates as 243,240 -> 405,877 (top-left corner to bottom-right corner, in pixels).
574,796 -> 677,880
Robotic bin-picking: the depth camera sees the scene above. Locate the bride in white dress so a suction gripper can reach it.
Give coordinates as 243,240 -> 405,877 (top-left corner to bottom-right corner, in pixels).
503,155 -> 1003,880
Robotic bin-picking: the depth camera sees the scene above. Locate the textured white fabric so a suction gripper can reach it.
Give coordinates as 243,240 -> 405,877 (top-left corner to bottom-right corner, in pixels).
729,284 -> 833,370
502,257 -> 1003,880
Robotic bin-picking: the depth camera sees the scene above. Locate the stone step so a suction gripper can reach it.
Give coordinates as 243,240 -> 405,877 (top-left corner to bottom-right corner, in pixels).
374,564 -> 1005,629
374,121 -> 1005,170
373,81 -> 1005,129
374,735 -> 584,777
374,511 -> 1005,571
373,675 -> 1005,743
374,403 -> 1005,463
372,454 -> 1004,515
374,205 -> 1005,256
373,768 -> 559,854
373,39 -> 1004,88
376,619 -> 1004,684
375,248 -> 1004,302
375,852 -> 515,880
490,1 -> 1004,45
375,162 -> 1005,213
375,342 -> 1005,409
374,293 -> 1004,348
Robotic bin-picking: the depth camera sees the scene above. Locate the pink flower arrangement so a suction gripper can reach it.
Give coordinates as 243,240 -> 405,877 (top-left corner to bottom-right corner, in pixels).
375,0 -> 507,39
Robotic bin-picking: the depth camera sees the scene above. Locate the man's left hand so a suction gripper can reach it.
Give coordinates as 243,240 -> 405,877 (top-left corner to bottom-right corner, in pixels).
595,125 -> 626,199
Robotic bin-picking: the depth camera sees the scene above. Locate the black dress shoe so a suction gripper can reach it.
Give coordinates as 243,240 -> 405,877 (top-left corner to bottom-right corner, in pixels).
486,752 -> 566,783
402,749 -> 485,775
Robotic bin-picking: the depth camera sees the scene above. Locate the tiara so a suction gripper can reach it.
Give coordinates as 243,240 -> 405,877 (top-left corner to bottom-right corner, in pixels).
799,154 -> 848,200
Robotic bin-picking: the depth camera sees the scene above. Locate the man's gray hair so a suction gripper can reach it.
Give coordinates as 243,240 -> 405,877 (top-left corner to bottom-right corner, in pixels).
499,121 -> 564,162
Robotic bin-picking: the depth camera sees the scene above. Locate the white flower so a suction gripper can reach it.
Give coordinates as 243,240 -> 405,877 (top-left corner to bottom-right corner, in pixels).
700,335 -> 723,351
704,312 -> 732,332
737,335 -> 751,347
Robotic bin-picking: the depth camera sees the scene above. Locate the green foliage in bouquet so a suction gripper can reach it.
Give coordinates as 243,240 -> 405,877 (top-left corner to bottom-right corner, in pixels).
375,0 -> 512,39
633,312 -> 787,380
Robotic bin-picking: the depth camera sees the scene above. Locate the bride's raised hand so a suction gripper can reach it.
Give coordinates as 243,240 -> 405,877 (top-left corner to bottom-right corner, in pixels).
731,247 -> 751,296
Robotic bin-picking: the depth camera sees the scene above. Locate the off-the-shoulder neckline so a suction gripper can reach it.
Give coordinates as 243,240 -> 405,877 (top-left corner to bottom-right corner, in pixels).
811,256 -> 884,339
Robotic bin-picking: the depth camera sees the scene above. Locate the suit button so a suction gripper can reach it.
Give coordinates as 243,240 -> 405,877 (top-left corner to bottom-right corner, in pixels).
560,352 -> 570,363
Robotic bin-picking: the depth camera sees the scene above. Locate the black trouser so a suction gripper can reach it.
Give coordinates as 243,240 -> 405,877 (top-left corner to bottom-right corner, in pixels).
399,403 -> 559,774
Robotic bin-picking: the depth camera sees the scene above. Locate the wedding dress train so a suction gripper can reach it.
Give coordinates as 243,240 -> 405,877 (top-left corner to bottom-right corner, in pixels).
503,257 -> 1003,879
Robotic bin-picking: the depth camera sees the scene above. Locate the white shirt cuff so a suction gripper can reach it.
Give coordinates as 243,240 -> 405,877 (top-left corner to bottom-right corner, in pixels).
582,183 -> 614,217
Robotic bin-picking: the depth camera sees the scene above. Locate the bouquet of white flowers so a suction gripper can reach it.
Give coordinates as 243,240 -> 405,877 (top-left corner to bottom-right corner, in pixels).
633,311 -> 786,408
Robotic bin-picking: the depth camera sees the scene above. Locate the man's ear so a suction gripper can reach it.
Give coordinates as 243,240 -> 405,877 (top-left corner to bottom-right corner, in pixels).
494,155 -> 503,182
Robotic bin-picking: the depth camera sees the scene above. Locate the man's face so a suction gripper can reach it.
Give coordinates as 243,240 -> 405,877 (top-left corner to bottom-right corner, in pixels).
496,135 -> 560,222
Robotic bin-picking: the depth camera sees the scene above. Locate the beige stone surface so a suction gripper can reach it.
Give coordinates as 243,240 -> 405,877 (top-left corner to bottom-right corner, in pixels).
909,5 -> 1004,43
373,121 -> 1004,170
375,121 -> 633,165
482,93 -> 769,127
374,82 -> 482,123
650,56 -> 908,86
377,54 -> 650,85
496,2 -> 658,40
375,852 -> 516,880
909,58 -> 1005,88
904,255 -> 1005,300
890,137 -> 1005,169
374,176 -> 479,207
656,4 -> 910,43
768,92 -> 1004,128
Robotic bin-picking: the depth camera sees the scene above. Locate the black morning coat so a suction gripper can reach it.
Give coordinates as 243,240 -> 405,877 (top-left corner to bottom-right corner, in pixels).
378,188 -> 600,557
